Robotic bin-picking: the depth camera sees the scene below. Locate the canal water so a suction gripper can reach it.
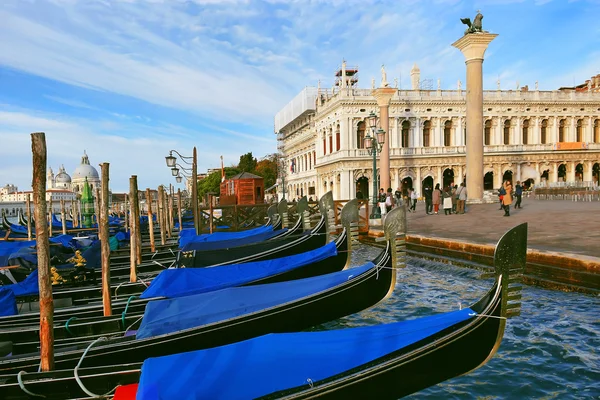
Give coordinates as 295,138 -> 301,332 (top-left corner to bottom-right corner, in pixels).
316,244 -> 600,399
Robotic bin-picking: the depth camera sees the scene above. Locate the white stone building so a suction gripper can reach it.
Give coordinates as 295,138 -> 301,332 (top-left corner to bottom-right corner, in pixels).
275,63 -> 600,201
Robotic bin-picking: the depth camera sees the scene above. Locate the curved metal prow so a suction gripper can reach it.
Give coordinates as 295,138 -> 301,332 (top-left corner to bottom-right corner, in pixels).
494,222 -> 527,319
277,199 -> 288,229
340,199 -> 359,253
296,197 -> 310,231
318,191 -> 334,239
383,205 -> 407,270
266,204 -> 278,227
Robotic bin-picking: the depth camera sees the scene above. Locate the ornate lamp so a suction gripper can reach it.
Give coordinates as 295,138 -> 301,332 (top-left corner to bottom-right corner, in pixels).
376,128 -> 386,145
363,134 -> 373,149
171,167 -> 179,176
368,111 -> 377,130
176,175 -> 183,183
165,151 -> 176,168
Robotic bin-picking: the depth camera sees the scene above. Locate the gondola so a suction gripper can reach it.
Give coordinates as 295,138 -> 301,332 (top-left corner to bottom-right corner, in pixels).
17,209 -> 28,227
0,203 -> 400,375
0,198 -> 359,333
0,222 -> 526,400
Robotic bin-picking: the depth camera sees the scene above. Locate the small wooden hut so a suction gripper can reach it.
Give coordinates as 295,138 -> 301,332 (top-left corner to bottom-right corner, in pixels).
220,172 -> 264,205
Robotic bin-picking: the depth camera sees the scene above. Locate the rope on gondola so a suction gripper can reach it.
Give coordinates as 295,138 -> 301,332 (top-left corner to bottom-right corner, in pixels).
74,336 -> 119,398
17,371 -> 46,398
65,316 -> 78,336
121,295 -> 138,329
124,315 -> 144,336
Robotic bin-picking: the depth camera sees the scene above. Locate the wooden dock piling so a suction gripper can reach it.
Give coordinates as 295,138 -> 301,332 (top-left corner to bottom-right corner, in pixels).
100,163 -> 112,316
146,188 -> 156,253
26,193 -> 32,241
129,177 -> 138,283
31,132 -> 54,371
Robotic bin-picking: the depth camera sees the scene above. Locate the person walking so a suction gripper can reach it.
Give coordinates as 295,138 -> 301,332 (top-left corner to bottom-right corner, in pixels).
410,188 -> 418,212
432,183 -> 442,214
514,181 -> 523,209
502,180 -> 513,216
442,186 -> 453,215
423,186 -> 433,214
451,184 -> 458,214
456,182 -> 467,214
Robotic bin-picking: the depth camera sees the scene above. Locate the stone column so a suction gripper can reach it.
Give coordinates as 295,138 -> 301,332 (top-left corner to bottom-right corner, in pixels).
494,164 -> 503,189
583,161 -> 593,183
553,117 -> 559,143
340,169 -> 351,200
340,117 -> 349,151
516,163 -> 521,182
570,117 -> 576,142
453,33 -> 498,202
372,87 -> 395,191
436,166 -> 442,188
457,164 -> 464,185
415,167 -> 422,194
586,117 -> 594,143
566,161 -> 576,183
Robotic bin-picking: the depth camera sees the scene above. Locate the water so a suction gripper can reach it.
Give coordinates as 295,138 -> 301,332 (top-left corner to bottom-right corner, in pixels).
315,244 -> 600,399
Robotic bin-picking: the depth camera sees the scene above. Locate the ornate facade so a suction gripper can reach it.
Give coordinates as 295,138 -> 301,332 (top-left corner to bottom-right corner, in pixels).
276,65 -> 600,201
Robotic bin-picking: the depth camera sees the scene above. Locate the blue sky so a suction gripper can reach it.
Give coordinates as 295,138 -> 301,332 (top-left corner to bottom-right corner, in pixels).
1,0 -> 599,192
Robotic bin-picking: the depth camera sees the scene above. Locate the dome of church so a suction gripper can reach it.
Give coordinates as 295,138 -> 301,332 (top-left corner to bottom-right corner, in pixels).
72,151 -> 99,181
55,165 -> 72,183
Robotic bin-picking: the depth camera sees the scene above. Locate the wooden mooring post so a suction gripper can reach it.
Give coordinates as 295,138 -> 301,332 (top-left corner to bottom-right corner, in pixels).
48,194 -> 53,238
124,194 -> 129,233
177,188 -> 182,232
60,199 -> 67,235
146,188 -> 156,253
209,194 -> 214,234
26,194 -> 32,241
31,132 -> 54,371
100,163 -> 112,316
129,177 -> 139,283
168,184 -> 174,237
158,185 -> 166,245
164,188 -> 171,239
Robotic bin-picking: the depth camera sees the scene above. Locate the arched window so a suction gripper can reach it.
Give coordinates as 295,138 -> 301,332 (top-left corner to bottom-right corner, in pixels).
522,119 -> 529,145
357,122 -> 365,149
558,119 -> 565,142
444,120 -> 452,146
313,151 -> 316,166
503,120 -> 511,145
335,124 -> 340,151
401,121 -> 410,148
329,128 -> 333,153
541,119 -> 548,144
423,120 -> 431,147
308,153 -> 312,169
576,119 -> 583,142
322,134 -> 326,155
595,119 -> 600,143
484,120 -> 492,145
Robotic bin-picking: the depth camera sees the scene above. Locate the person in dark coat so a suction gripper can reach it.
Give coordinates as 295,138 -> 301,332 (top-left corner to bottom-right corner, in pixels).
423,186 -> 433,214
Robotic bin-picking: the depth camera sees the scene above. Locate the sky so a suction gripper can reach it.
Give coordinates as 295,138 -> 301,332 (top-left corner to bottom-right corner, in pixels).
1,0 -> 599,192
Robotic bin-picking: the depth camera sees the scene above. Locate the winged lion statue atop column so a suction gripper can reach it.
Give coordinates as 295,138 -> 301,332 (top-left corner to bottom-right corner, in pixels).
461,10 -> 484,35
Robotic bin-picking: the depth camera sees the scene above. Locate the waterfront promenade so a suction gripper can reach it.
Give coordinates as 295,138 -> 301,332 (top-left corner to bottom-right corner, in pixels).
387,198 -> 600,259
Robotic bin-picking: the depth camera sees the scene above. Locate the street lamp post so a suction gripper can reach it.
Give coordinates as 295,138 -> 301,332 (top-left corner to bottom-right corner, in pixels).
165,148 -> 199,235
363,111 -> 386,219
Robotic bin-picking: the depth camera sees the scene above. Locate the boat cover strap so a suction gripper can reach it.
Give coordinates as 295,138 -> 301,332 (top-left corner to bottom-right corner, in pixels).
140,241 -> 338,299
136,263 -> 374,340
137,308 -> 475,399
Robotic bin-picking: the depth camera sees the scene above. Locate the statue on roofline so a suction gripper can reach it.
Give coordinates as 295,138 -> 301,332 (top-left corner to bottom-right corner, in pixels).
461,10 -> 484,35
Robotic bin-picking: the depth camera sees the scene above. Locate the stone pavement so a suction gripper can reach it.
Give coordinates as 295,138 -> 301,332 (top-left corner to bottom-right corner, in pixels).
377,198 -> 600,259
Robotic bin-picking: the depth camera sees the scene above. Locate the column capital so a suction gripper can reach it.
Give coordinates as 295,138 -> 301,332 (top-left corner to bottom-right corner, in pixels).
452,33 -> 498,62
372,87 -> 395,107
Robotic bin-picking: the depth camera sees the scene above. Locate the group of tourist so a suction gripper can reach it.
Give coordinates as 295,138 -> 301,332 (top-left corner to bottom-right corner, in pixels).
498,180 -> 523,217
374,182 -> 468,216
423,182 -> 468,215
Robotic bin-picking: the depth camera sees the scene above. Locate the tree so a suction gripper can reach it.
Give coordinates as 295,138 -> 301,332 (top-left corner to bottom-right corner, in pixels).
238,152 -> 257,173
197,167 -> 239,201
254,157 -> 277,189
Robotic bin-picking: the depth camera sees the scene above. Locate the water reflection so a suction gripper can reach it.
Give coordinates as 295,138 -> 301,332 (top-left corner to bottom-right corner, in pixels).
314,243 -> 600,399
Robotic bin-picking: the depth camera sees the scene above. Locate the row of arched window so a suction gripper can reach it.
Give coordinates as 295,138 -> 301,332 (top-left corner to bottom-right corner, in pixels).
353,118 -> 600,149
484,118 -> 600,145
290,151 -> 317,173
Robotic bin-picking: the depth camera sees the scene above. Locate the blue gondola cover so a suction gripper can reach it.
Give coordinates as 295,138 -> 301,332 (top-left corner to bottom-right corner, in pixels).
140,241 -> 338,300
136,308 -> 475,399
136,263 -> 374,340
178,225 -> 273,248
0,287 -> 17,316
